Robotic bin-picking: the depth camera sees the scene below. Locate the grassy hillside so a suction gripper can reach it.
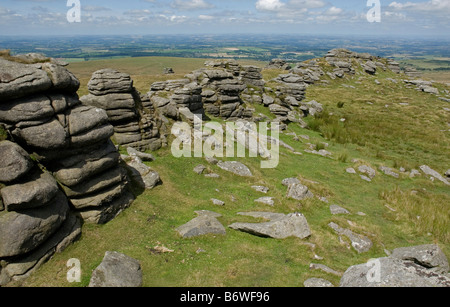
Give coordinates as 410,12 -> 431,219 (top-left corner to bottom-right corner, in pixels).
17,56 -> 449,287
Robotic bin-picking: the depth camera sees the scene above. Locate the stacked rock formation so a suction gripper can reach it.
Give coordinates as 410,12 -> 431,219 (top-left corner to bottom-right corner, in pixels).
81,69 -> 164,151
0,55 -> 134,226
149,60 -> 257,123
0,140 -> 81,285
324,48 -> 387,78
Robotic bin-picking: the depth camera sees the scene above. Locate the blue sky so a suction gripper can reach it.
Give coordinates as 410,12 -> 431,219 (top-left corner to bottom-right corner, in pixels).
0,0 -> 449,37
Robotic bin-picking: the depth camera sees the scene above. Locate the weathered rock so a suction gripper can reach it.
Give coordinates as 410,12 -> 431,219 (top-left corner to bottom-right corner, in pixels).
255,197 -> 275,206
78,190 -> 134,224
358,165 -> 376,179
309,263 -> 343,276
0,95 -> 54,124
217,161 -> 253,177
0,141 -> 34,183
126,147 -> 155,162
211,198 -> 225,206
0,213 -> 81,285
330,205 -> 350,215
42,63 -> 80,92
390,244 -> 449,274
282,177 -> 301,187
379,166 -> 399,178
287,183 -> 314,201
125,156 -> 161,190
193,164 -> 207,175
340,247 -> 450,287
229,212 -> 311,239
176,210 -> 226,238
419,165 -> 450,185
251,186 -> 269,194
0,191 -> 69,258
0,58 -> 53,100
1,171 -> 59,211
328,222 -> 372,253
87,69 -> 133,95
12,118 -> 68,150
89,251 -> 142,287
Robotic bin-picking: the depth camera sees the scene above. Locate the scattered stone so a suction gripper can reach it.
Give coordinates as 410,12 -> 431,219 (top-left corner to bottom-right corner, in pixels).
282,177 -> 302,187
204,173 -> 220,178
346,168 -> 356,174
217,161 -> 253,177
409,169 -> 421,178
211,198 -> 225,206
328,222 -> 373,253
309,263 -> 343,276
287,183 -> 314,201
229,212 -> 311,239
255,197 -> 275,206
358,165 -> 376,178
193,164 -> 207,175
89,251 -> 142,287
176,211 -> 226,238
304,278 -> 335,287
125,156 -> 161,189
445,170 -> 450,178
330,205 -> 351,215
360,175 -> 372,182
419,165 -> 449,185
251,186 -> 269,194
379,166 -> 400,178
126,147 -> 155,162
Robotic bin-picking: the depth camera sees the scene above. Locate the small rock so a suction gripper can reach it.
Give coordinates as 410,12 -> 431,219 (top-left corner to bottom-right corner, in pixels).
176,211 -> 226,238
193,164 -> 207,175
211,198 -> 225,206
251,186 -> 269,194
89,251 -> 142,287
330,205 -> 351,215
328,222 -> 373,253
255,197 -> 275,206
126,147 -> 155,162
346,168 -> 356,174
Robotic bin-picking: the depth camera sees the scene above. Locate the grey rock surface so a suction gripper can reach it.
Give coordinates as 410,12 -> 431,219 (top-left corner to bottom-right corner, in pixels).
89,251 -> 142,287
177,211 -> 226,238
229,212 -> 311,239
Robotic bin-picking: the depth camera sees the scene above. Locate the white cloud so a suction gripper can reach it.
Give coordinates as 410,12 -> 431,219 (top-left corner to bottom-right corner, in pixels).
389,0 -> 450,12
171,0 -> 214,11
256,0 -> 285,11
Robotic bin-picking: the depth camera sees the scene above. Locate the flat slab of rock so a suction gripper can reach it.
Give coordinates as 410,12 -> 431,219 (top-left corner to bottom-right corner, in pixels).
177,211 -> 226,238
229,212 -> 311,239
255,197 -> 275,206
251,186 -> 269,194
89,251 -> 142,287
420,165 -> 450,185
330,205 -> 350,215
328,222 -> 372,253
379,166 -> 399,178
217,161 -> 253,177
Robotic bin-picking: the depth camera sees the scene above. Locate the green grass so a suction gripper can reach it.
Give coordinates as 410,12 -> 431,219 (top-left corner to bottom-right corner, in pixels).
15,56 -> 450,288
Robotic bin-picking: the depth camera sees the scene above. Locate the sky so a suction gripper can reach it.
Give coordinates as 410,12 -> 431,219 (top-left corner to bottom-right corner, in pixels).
0,0 -> 449,37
